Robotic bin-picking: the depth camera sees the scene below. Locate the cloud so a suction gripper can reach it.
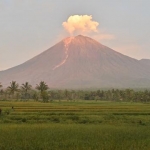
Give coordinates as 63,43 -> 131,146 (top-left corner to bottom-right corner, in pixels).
62,15 -> 99,35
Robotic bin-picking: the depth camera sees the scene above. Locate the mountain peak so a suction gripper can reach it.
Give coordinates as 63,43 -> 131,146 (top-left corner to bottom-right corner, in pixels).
64,35 -> 93,40
76,34 -> 84,37
62,35 -> 100,47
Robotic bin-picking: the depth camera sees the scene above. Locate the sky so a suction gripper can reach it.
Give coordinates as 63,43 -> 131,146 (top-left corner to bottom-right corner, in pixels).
0,0 -> 150,71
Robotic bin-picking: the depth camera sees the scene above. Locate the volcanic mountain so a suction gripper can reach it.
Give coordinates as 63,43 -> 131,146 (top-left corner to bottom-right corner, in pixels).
1,35 -> 150,88
139,59 -> 150,66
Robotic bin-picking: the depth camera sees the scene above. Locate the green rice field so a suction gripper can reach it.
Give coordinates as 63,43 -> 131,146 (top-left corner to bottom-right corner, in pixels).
0,101 -> 150,149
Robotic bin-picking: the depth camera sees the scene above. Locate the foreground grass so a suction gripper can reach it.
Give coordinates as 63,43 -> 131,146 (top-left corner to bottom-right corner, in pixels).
0,124 -> 150,150
0,101 -> 150,149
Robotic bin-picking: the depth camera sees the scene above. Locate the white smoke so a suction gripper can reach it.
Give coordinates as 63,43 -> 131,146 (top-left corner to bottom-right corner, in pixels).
62,15 -> 99,35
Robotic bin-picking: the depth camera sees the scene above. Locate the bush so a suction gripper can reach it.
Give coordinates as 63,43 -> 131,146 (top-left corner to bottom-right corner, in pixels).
68,115 -> 79,121
22,118 -> 27,123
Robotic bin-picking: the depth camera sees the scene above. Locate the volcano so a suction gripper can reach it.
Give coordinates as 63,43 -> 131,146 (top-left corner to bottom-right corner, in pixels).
1,35 -> 150,88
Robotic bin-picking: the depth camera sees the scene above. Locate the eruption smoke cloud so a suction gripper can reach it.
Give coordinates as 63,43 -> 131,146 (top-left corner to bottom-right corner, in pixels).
62,15 -> 99,35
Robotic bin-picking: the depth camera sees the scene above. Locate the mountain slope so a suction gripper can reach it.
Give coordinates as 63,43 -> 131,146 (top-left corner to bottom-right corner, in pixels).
139,59 -> 150,66
0,35 -> 150,88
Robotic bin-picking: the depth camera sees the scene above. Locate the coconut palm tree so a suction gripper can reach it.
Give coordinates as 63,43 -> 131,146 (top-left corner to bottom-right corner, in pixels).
0,83 -> 3,100
36,81 -> 49,93
7,81 -> 19,98
21,82 -> 32,92
0,82 -> 2,89
36,81 -> 49,102
21,82 -> 32,100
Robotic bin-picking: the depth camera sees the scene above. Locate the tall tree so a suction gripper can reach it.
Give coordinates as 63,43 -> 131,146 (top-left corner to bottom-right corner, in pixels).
36,81 -> 49,93
32,92 -> 39,101
21,82 -> 32,93
7,81 -> 19,99
0,83 -> 3,100
64,89 -> 69,100
21,82 -> 32,100
0,82 -> 2,89
36,81 -> 49,102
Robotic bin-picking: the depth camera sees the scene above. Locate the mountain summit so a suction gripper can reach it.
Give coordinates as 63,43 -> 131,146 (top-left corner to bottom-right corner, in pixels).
1,35 -> 150,88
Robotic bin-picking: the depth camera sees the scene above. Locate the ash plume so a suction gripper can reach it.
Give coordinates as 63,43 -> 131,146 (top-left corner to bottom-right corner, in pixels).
62,15 -> 99,35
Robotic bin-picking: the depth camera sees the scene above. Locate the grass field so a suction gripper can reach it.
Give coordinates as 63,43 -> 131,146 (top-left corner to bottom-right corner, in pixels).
0,100 -> 150,149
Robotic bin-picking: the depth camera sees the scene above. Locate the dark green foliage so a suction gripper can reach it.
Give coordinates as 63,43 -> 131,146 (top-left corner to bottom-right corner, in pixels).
41,91 -> 49,102
36,81 -> 49,93
32,92 -> 39,101
7,81 -> 19,94
1,80 -> 150,102
21,118 -> 27,122
21,82 -> 32,100
0,82 -> 2,88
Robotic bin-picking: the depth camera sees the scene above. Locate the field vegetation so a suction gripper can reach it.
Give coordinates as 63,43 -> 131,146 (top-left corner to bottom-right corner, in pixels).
0,101 -> 150,124
1,82 -> 150,149
0,101 -> 150,149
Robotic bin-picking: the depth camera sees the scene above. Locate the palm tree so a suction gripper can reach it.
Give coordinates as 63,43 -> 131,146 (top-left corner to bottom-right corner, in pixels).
64,89 -> 69,100
36,81 -> 49,102
7,81 -> 19,98
36,81 -> 49,93
21,82 -> 32,100
0,83 -> 3,100
0,82 -> 2,89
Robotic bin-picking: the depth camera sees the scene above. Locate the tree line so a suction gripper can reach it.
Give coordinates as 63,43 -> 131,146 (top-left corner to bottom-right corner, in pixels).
0,81 -> 150,102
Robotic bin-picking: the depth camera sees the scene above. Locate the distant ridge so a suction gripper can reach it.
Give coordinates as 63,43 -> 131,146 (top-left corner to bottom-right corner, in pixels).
0,35 -> 150,88
139,59 -> 150,66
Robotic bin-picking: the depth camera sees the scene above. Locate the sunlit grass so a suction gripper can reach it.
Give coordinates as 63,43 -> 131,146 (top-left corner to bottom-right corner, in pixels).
0,124 -> 150,150
0,100 -> 150,149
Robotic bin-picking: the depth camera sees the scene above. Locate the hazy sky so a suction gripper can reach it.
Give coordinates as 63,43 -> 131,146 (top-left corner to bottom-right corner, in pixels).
0,0 -> 150,70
